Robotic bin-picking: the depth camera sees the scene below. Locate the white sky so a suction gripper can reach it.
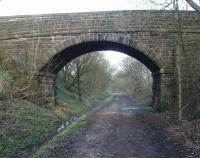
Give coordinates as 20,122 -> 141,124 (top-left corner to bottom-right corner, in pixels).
0,0 -> 196,16
103,51 -> 128,70
0,0 -> 198,69
0,0 -> 155,16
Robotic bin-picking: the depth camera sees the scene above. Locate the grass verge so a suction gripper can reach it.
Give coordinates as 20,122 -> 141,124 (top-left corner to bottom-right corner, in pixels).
0,87 -> 114,158
31,114 -> 88,158
31,93 -> 115,157
0,100 -> 61,158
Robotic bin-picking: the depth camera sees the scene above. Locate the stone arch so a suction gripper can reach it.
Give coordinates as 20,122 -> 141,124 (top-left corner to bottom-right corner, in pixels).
40,33 -> 164,74
37,33 -> 174,111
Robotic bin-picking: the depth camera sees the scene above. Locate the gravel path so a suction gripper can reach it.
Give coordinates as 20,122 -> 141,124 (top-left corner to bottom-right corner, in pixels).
45,94 -> 187,158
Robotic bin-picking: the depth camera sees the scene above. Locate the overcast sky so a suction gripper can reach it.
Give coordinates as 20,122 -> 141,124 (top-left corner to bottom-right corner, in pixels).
0,0 -> 197,70
0,0 -> 195,16
0,0 -> 155,16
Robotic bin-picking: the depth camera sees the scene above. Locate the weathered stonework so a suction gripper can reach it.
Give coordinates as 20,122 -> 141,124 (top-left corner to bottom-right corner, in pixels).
0,10 -> 199,110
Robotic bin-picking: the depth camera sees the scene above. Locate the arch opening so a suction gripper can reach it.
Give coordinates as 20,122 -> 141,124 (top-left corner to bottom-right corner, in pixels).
40,41 -> 160,74
56,51 -> 153,104
38,39 -> 166,111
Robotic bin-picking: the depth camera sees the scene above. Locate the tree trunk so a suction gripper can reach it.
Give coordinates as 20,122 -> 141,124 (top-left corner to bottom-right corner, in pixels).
76,63 -> 82,102
175,0 -> 182,121
176,42 -> 182,121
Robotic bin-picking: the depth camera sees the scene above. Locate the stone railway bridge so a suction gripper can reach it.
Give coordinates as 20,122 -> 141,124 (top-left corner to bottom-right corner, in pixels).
0,10 -> 200,111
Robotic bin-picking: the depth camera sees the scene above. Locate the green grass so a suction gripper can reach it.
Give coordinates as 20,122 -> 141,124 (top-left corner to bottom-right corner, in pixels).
31,92 -> 115,158
31,114 -> 88,158
0,87 -> 87,158
0,100 -> 59,158
54,85 -> 88,122
56,82 -> 113,116
0,82 -> 113,158
56,82 -> 91,115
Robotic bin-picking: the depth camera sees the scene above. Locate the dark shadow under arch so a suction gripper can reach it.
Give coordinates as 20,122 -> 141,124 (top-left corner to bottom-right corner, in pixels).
40,41 -> 160,74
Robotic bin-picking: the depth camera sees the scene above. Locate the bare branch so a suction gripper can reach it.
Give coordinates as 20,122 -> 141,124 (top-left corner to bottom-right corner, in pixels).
185,0 -> 200,12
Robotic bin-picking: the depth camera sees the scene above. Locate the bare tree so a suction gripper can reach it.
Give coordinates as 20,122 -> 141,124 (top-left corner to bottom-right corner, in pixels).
116,57 -> 152,99
58,52 -> 111,101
